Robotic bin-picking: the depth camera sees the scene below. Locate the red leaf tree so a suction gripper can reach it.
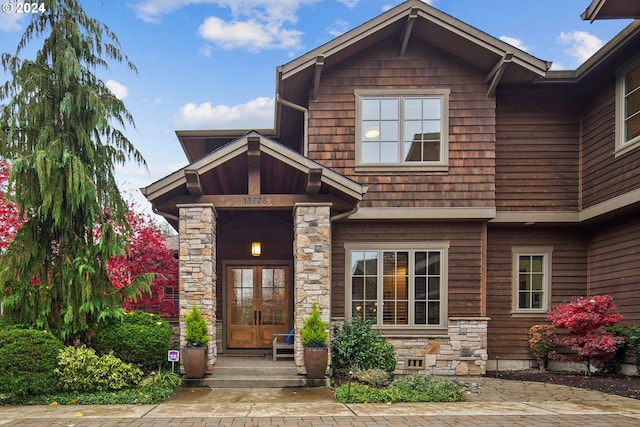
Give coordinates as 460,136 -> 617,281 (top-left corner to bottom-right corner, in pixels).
107,208 -> 178,318
0,161 -> 23,253
548,295 -> 624,375
1,161 -> 178,319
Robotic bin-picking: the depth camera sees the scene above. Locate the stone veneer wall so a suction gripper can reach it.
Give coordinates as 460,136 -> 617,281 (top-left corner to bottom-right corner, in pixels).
331,317 -> 489,376
293,203 -> 332,374
178,204 -> 217,373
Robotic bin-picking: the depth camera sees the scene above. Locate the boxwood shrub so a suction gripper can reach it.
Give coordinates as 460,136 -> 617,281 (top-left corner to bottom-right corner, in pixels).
331,318 -> 396,374
0,329 -> 63,397
92,311 -> 171,371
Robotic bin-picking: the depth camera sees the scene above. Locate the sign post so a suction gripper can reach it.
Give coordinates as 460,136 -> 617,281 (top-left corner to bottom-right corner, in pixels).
168,350 -> 180,373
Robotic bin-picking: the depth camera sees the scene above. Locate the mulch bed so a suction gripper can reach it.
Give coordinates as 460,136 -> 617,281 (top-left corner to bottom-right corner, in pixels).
486,369 -> 640,400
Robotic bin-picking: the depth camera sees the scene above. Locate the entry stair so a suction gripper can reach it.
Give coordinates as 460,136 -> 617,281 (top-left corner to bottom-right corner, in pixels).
181,356 -> 330,388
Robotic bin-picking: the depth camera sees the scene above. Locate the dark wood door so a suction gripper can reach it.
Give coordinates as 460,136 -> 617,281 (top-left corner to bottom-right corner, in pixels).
226,266 -> 289,349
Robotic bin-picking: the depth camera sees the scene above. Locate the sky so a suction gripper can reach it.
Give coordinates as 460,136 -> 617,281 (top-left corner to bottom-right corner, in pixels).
0,0 -> 632,223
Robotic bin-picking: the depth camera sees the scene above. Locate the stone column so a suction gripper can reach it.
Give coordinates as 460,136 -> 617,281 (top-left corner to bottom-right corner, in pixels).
178,204 -> 217,373
293,203 -> 332,374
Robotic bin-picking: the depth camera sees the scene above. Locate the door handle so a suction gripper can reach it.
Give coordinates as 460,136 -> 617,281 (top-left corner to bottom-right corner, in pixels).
258,311 -> 262,325
253,311 -> 257,325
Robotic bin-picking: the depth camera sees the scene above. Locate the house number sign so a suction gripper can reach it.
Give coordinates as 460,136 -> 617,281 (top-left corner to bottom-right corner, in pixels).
244,196 -> 270,205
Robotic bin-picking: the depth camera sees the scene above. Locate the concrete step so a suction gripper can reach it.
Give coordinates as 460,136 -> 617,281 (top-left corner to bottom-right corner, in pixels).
180,356 -> 330,388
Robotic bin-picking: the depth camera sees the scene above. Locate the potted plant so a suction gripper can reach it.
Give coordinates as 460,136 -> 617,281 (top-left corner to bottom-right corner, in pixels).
300,302 -> 329,379
182,305 -> 209,379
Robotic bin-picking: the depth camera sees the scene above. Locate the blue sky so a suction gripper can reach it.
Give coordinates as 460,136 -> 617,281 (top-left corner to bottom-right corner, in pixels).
0,0 -> 632,218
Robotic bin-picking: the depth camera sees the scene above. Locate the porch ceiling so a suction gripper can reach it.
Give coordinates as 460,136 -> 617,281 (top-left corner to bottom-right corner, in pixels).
141,132 -> 367,229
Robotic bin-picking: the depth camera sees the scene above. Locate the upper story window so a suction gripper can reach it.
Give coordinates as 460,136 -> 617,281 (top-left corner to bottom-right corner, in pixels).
615,58 -> 640,156
512,246 -> 552,315
355,89 -> 449,171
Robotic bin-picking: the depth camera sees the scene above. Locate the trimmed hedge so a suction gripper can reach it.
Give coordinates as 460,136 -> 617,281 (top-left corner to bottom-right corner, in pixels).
0,329 -> 63,397
92,311 -> 171,371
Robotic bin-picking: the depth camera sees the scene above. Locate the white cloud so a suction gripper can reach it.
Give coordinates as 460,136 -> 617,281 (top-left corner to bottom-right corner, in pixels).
105,79 -> 129,100
327,19 -> 349,37
174,97 -> 275,129
558,31 -> 603,65
198,44 -> 214,57
198,16 -> 302,51
337,0 -> 361,7
499,36 -> 529,52
0,9 -> 25,31
131,0 -> 318,52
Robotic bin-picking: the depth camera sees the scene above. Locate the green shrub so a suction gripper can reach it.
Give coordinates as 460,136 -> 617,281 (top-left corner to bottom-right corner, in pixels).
92,310 -> 171,370
331,318 -> 396,374
300,302 -> 328,347
335,373 -> 464,403
55,345 -> 144,392
0,329 -> 63,397
185,305 -> 208,346
627,325 -> 640,372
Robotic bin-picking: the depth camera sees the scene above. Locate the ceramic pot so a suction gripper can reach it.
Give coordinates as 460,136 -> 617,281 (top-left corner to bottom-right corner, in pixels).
303,346 -> 328,379
182,346 -> 207,379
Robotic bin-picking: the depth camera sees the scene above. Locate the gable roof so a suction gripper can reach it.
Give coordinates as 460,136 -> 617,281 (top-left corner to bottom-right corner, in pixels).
277,0 -> 551,107
141,131 -> 367,228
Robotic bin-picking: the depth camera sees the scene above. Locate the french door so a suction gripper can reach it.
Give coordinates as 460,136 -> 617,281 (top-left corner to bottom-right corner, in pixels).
226,266 -> 290,349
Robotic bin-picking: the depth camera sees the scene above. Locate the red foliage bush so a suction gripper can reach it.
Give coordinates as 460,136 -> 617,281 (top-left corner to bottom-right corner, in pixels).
548,295 -> 625,373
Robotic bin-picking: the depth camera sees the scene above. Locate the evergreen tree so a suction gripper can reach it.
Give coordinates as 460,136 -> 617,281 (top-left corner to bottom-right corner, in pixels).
0,0 -> 151,342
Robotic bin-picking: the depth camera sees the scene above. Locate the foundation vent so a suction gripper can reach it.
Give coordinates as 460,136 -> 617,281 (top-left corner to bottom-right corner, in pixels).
405,357 -> 424,370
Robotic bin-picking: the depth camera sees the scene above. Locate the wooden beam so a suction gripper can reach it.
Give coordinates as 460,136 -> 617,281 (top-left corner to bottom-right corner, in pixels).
399,8 -> 418,57
247,136 -> 261,195
306,168 -> 323,194
311,56 -> 324,101
161,194 -> 351,211
485,53 -> 513,98
184,169 -> 203,196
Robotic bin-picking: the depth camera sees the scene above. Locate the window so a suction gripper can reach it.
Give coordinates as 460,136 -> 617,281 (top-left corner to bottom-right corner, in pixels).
347,243 -> 448,328
355,89 -> 449,170
616,58 -> 640,155
512,247 -> 552,314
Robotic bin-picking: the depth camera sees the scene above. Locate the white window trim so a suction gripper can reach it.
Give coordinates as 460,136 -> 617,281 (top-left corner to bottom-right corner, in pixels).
511,246 -> 553,315
615,56 -> 640,157
354,88 -> 450,171
345,242 -> 449,330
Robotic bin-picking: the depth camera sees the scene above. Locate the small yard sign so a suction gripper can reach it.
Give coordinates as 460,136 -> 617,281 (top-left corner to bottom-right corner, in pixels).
168,350 -> 180,362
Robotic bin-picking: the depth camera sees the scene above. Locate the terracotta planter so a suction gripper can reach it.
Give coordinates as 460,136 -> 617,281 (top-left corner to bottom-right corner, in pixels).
182,346 -> 207,379
303,346 -> 328,379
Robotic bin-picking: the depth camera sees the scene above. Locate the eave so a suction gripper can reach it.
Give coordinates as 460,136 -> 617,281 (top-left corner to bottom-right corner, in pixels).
277,0 -> 550,107
581,0 -> 640,21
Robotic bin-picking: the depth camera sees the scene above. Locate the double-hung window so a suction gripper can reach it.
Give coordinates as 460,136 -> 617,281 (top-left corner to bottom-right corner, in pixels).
512,247 -> 552,314
347,243 -> 448,328
616,58 -> 640,155
355,89 -> 449,170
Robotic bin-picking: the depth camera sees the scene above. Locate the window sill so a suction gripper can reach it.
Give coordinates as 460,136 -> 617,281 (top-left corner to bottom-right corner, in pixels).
374,327 -> 448,337
355,164 -> 449,173
510,311 -> 548,319
615,137 -> 640,158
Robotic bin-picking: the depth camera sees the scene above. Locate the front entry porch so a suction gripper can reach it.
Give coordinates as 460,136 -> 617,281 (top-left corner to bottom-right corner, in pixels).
140,132 -> 368,377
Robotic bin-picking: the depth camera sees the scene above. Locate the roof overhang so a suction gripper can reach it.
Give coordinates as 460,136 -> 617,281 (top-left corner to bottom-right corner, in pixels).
581,0 -> 640,21
141,131 -> 367,229
277,0 -> 550,107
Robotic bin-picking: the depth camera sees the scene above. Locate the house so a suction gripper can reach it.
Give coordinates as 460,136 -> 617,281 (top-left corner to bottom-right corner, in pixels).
141,0 -> 640,376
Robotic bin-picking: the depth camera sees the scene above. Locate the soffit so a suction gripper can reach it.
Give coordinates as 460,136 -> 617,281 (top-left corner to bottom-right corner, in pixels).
581,0 -> 640,21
